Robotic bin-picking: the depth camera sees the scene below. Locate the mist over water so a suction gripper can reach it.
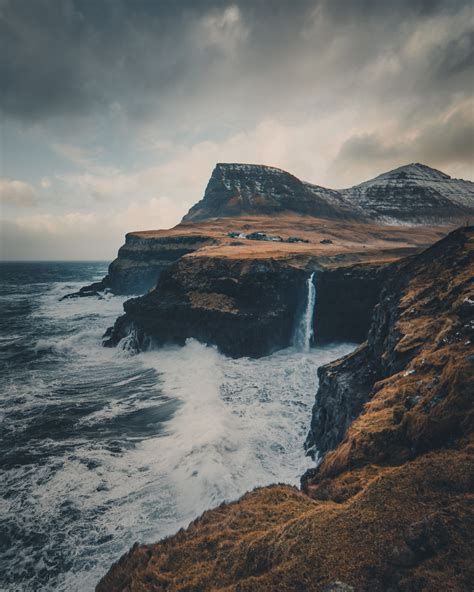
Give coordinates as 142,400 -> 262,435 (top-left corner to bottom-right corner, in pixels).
0,262 -> 354,591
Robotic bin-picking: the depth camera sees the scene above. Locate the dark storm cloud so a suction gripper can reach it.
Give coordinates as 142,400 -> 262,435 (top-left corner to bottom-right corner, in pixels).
334,104 -> 474,174
336,134 -> 403,164
0,0 -> 207,119
415,106 -> 474,166
1,0 -> 472,124
1,0 -> 473,261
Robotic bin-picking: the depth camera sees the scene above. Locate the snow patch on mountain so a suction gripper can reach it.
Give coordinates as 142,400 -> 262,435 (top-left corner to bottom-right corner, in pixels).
338,163 -> 474,223
182,162 -> 474,225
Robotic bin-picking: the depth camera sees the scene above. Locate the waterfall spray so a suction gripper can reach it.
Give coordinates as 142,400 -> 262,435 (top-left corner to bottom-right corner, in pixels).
294,272 -> 316,352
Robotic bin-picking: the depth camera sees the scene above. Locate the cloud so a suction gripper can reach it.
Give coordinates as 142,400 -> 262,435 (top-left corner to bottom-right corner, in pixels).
198,4 -> 248,53
52,116 -> 350,216
332,101 -> 474,184
0,217 -> 105,260
0,178 -> 38,207
0,199 -> 186,260
1,0 -> 473,259
1,0 -> 472,126
414,103 -> 474,166
52,143 -> 98,168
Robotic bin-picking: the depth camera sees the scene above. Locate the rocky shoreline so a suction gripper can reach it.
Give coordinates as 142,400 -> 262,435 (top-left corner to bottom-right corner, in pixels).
96,226 -> 474,591
103,257 -> 388,358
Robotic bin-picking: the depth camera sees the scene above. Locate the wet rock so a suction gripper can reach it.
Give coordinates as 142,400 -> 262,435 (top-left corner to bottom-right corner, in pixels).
104,257 -> 309,358
105,258 -> 386,358
60,280 -> 110,300
457,297 -> 473,318
315,263 -> 387,344
389,543 -> 417,567
323,582 -> 354,592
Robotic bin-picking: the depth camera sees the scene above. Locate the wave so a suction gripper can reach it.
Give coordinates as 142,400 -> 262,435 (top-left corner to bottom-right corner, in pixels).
1,266 -> 356,592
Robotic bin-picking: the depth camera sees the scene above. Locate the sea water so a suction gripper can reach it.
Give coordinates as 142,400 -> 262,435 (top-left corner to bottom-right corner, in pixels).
0,262 -> 354,591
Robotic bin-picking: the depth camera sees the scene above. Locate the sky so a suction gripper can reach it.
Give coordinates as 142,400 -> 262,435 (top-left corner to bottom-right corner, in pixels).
1,0 -> 473,260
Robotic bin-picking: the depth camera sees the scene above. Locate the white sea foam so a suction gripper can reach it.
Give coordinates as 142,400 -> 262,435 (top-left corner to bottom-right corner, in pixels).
1,273 -> 355,592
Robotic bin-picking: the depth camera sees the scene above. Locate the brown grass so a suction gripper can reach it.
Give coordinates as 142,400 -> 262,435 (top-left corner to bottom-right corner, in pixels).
96,228 -> 474,592
129,215 -> 454,266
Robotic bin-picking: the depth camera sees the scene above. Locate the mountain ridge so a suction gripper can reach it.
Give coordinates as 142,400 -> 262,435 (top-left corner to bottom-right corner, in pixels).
182,162 -> 474,225
183,162 -> 353,223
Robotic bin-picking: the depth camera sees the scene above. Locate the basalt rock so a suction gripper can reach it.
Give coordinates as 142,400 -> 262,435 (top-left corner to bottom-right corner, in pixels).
304,225 -> 474,471
60,279 -> 110,300
97,227 -> 474,592
183,162 -> 474,225
315,263 -> 387,344
104,256 -> 309,358
73,233 -> 216,297
182,163 -> 354,222
340,163 -> 474,224
104,257 -> 387,358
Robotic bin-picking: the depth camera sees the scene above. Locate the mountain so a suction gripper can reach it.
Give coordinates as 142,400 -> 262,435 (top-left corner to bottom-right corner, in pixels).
341,163 -> 474,224
71,162 -> 471,300
182,163 -> 354,222
182,162 -> 474,225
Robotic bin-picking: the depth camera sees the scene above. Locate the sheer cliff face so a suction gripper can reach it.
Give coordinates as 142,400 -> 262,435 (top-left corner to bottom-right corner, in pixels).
97,228 -> 474,592
106,234 -> 215,294
81,161 -> 471,297
304,225 -> 474,477
182,163 -> 352,222
183,162 -> 474,225
104,256 -> 309,358
104,257 -> 387,358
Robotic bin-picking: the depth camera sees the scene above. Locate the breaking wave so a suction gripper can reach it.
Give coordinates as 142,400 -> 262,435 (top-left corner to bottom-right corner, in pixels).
0,262 -> 354,591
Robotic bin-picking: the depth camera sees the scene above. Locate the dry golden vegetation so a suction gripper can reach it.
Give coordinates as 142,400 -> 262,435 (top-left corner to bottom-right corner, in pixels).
131,215 -> 453,266
97,228 -> 473,592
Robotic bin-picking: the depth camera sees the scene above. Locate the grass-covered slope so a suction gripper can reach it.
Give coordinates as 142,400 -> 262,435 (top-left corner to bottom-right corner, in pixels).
97,227 -> 473,592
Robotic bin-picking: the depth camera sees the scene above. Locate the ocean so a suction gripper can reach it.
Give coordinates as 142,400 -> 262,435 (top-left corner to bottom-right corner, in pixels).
0,261 -> 354,591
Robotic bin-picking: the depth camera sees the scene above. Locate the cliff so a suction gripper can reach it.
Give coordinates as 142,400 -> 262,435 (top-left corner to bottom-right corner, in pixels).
68,232 -> 217,297
74,162 -> 472,298
304,225 -> 474,473
104,255 -> 388,358
104,255 -> 308,358
105,233 -> 216,294
96,227 -> 474,591
102,212 -> 451,357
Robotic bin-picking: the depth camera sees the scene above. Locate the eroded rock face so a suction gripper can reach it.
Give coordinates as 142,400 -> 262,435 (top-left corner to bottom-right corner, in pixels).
184,162 -> 474,225
97,227 -> 474,592
182,163 -> 352,222
80,233 -> 216,296
315,264 -> 387,344
107,234 -> 216,294
341,163 -> 474,224
304,225 -> 474,471
104,256 -> 311,358
104,257 -> 386,358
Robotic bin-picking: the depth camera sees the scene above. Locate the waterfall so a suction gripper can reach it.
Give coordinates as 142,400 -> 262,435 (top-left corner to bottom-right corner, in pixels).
294,272 -> 316,352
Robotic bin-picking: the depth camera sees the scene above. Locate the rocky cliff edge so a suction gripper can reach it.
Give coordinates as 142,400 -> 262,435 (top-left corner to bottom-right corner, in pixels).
97,228 -> 474,591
